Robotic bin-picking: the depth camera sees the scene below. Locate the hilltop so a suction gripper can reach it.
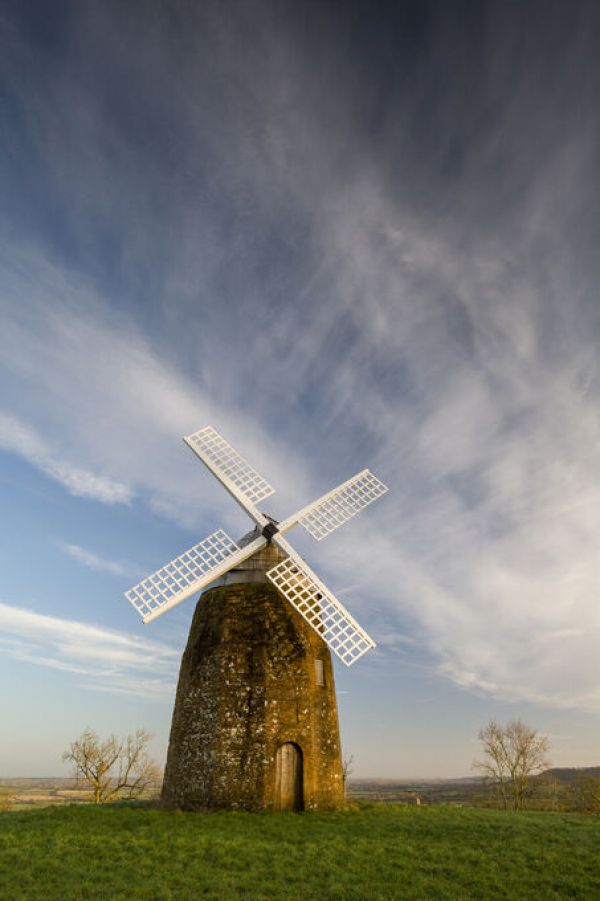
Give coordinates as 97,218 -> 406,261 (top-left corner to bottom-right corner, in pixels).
540,767 -> 600,783
1,804 -> 599,899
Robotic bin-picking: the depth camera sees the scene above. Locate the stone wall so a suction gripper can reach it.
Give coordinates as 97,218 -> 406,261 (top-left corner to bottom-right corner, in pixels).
162,581 -> 345,811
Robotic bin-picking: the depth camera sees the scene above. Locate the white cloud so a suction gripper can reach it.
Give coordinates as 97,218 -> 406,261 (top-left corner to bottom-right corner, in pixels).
0,249 -> 315,533
0,413 -> 132,505
0,602 -> 178,699
2,176 -> 600,716
1,2 -> 600,721
59,543 -> 128,577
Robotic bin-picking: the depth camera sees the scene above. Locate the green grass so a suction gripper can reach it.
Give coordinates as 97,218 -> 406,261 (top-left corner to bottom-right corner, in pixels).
1,804 -> 599,900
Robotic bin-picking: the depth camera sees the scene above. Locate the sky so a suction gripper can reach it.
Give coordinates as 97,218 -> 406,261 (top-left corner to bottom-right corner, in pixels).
1,0 -> 600,778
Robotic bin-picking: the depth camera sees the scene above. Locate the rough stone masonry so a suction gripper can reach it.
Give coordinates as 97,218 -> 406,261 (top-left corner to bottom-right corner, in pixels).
161,540 -> 345,811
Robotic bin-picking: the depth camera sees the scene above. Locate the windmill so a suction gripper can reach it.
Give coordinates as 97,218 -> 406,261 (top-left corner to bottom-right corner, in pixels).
125,426 -> 388,811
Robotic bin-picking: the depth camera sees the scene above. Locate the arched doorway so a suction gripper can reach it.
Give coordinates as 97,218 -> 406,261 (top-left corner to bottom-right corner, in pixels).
274,743 -> 303,811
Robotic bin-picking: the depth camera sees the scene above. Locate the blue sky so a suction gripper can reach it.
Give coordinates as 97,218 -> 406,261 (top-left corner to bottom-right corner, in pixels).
1,0 -> 600,777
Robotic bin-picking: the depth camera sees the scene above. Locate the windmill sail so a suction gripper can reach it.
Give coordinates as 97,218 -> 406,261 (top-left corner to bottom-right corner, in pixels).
126,530 -> 266,623
126,425 -> 387,667
184,426 -> 274,519
267,537 -> 376,666
278,470 -> 388,542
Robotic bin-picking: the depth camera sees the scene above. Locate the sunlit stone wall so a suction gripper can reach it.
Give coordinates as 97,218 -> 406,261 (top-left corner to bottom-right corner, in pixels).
161,574 -> 345,811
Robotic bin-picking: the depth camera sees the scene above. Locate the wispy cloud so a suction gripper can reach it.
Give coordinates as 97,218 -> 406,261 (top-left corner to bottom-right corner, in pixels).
0,602 -> 178,699
59,543 -> 129,577
1,1 -> 600,719
0,413 -> 132,505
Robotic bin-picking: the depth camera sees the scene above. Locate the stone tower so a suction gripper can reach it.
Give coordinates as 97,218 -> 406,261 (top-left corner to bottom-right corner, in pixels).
161,532 -> 345,811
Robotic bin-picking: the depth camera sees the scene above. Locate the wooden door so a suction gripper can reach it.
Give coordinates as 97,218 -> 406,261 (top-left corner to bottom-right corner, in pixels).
274,743 -> 303,811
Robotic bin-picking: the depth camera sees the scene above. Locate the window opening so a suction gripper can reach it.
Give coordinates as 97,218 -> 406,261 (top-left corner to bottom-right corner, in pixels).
315,658 -> 325,686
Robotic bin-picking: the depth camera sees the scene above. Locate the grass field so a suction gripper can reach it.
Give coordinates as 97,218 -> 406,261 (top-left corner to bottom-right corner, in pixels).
1,803 -> 599,900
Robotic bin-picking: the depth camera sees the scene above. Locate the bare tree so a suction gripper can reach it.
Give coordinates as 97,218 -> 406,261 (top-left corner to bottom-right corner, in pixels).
569,773 -> 600,814
536,773 -> 563,811
0,792 -> 14,812
473,719 -> 550,811
63,728 -> 161,804
342,754 -> 354,797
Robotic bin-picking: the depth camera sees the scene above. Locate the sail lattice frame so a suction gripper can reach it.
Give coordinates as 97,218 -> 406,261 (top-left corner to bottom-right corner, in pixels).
125,425 -> 387,667
184,426 -> 274,507
298,470 -> 388,541
266,554 -> 375,666
125,529 -> 240,621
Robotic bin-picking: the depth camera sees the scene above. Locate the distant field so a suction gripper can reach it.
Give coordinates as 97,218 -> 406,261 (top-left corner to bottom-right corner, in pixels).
0,779 -> 153,810
1,804 -> 599,900
0,784 -> 91,810
3,769 -> 598,810
349,777 -> 489,806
